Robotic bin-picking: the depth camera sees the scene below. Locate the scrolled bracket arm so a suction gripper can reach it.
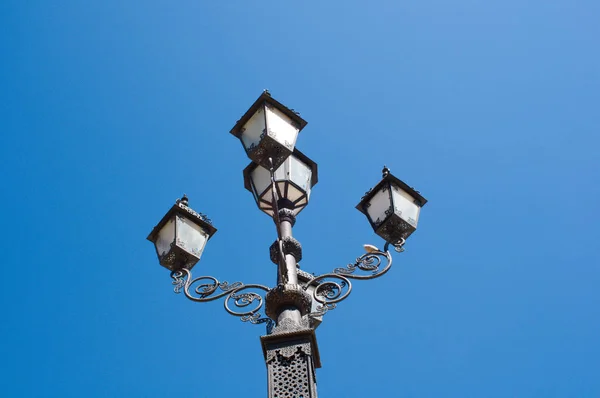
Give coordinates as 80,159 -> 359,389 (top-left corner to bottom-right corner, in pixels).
303,243 -> 398,317
170,269 -> 273,328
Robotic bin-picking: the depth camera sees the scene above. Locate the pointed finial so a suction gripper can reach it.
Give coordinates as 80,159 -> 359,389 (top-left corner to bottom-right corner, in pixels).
382,165 -> 390,178
263,89 -> 271,96
179,194 -> 189,206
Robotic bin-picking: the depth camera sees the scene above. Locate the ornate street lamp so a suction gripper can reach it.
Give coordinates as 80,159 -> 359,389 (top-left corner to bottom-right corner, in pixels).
147,91 -> 427,398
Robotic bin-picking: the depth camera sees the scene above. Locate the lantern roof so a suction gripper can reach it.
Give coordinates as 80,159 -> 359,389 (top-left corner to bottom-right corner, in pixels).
356,168 -> 428,216
147,195 -> 217,244
230,91 -> 308,139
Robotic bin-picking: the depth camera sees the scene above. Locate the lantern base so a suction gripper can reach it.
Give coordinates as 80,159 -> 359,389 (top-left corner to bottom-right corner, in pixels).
375,213 -> 416,244
158,245 -> 200,271
247,133 -> 293,170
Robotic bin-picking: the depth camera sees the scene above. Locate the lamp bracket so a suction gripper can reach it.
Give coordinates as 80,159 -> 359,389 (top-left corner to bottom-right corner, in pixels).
170,269 -> 274,330
302,243 -> 398,318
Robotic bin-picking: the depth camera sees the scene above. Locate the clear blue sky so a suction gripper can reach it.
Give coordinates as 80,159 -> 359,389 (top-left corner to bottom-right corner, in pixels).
1,1 -> 599,397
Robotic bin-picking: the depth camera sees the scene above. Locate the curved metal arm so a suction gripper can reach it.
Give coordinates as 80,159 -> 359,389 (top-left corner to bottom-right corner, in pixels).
302,242 -> 402,317
171,269 -> 274,329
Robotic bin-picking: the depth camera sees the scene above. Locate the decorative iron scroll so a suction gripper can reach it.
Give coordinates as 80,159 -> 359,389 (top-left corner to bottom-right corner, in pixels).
303,243 -> 398,317
171,269 -> 273,328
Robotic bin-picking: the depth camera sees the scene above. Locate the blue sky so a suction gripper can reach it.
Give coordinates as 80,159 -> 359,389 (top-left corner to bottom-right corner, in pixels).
1,0 -> 599,397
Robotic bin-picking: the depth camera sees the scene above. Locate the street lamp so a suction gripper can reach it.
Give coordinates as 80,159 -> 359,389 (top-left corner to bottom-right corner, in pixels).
147,91 -> 427,398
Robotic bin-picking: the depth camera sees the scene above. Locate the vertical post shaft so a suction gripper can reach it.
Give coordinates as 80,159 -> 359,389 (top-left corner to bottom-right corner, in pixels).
262,331 -> 320,398
264,158 -> 319,397
276,214 -> 302,325
279,218 -> 298,285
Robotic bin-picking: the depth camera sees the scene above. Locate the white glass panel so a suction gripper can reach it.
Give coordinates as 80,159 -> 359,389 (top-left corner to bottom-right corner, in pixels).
277,181 -> 286,199
366,186 -> 392,226
156,217 -> 175,256
286,184 -> 303,203
273,154 -> 312,204
273,160 -> 287,181
289,156 -> 312,192
391,184 -> 420,227
250,165 -> 272,198
265,106 -> 299,149
258,190 -> 271,204
240,107 -> 266,151
276,156 -> 290,179
176,216 -> 208,258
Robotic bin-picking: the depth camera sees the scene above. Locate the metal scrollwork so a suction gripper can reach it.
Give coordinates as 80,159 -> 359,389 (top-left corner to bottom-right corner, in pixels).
171,269 -> 273,329
311,303 -> 336,317
303,244 -> 396,317
312,276 -> 351,304
386,238 -> 406,253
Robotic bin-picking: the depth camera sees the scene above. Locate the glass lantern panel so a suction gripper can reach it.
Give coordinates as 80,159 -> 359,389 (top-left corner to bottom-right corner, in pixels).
391,184 -> 421,227
295,197 -> 308,206
289,156 -> 312,192
272,161 -> 286,181
277,181 -> 286,199
156,216 -> 176,256
366,185 -> 393,227
250,165 -> 272,198
265,105 -> 298,149
176,216 -> 209,258
240,106 -> 266,151
286,183 -> 303,203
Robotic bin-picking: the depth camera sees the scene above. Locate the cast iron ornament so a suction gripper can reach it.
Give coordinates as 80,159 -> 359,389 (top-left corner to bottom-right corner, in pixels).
167,240 -> 402,332
269,236 -> 303,264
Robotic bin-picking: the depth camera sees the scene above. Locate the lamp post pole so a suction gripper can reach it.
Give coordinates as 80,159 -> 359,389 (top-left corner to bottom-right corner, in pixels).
278,209 -> 298,285
147,91 -> 427,398
263,205 -> 320,397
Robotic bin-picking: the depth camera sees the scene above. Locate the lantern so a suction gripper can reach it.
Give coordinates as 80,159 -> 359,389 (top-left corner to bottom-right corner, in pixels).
356,167 -> 427,244
147,195 -> 217,271
230,91 -> 307,170
243,149 -> 318,217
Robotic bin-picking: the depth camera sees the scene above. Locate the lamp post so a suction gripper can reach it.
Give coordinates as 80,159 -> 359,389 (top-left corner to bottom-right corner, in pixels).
147,91 -> 427,398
